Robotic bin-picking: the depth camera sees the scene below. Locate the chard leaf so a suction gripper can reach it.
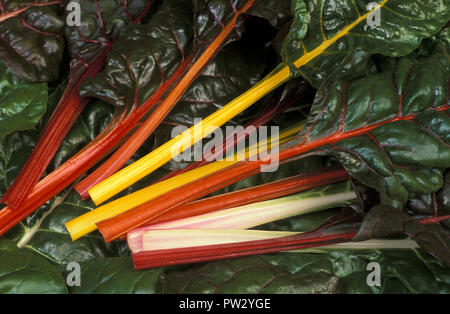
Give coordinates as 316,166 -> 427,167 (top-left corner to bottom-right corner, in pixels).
354,205 -> 450,265
246,0 -> 292,28
58,250 -> 450,294
67,256 -> 162,294
0,60 -> 47,141
0,0 -> 65,82
152,49 -> 265,171
79,0 -> 290,109
65,0 -> 152,66
159,250 -> 449,293
282,0 -> 450,87
406,169 -> 450,230
79,0 -> 194,108
290,51 -> 450,207
0,130 -> 39,197
0,239 -> 67,293
6,190 -> 126,265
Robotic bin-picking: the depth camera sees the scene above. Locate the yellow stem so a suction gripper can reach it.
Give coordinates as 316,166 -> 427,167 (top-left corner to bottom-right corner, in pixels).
88,0 -> 388,205
66,124 -> 302,240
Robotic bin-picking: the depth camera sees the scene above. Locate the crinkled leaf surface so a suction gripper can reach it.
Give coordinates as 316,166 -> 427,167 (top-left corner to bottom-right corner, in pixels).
0,60 -> 47,140
406,169 -> 450,230
6,190 -> 127,265
159,249 -> 449,293
0,130 -> 39,197
152,49 -> 265,171
193,0 -> 292,50
0,0 -> 65,82
354,205 -> 450,265
246,0 -> 292,28
67,256 -> 162,294
290,51 -> 450,207
65,0 -> 152,65
282,0 -> 450,87
79,0 -> 194,108
80,0 -> 292,108
0,238 -> 67,293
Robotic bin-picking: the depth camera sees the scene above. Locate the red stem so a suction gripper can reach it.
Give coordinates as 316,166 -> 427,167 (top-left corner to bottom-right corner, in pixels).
0,1 -> 157,210
74,0 -> 257,197
74,56 -> 192,199
0,45 -> 110,210
98,99 -> 450,240
133,230 -> 358,269
131,216 -> 446,269
141,166 -> 349,227
0,4 -> 156,231
97,161 -> 265,242
0,55 -> 191,236
157,93 -> 304,182
132,104 -> 450,234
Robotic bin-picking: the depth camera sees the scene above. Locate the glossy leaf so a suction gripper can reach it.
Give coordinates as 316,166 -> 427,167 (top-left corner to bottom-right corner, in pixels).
152,49 -> 265,171
65,0 -> 152,67
159,250 -> 449,293
246,0 -> 292,28
354,205 -> 450,265
0,239 -> 67,293
67,256 -> 162,294
7,190 -> 126,265
282,0 -> 450,87
0,0 -> 65,82
0,60 -> 47,140
0,130 -> 39,197
79,0 -> 291,109
291,51 -> 450,207
79,0 -> 194,108
406,169 -> 450,230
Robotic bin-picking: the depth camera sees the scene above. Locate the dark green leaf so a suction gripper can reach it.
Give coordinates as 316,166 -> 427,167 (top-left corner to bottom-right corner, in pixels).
9,190 -> 126,265
65,0 -> 152,64
0,0 -> 65,82
68,256 -> 162,294
79,0 -> 194,108
0,130 -> 38,197
282,0 -> 450,87
292,51 -> 450,207
354,205 -> 450,265
159,249 -> 449,293
79,0 -> 290,109
406,169 -> 450,230
247,0 -> 292,28
0,239 -> 67,293
0,60 -> 47,141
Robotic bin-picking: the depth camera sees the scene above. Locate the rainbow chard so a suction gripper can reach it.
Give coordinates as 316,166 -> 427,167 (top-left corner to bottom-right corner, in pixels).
0,0 -> 153,210
79,40 -> 450,246
87,0 -> 450,205
283,48 -> 450,207
74,0 -> 292,198
0,60 -> 48,140
70,1 -> 450,266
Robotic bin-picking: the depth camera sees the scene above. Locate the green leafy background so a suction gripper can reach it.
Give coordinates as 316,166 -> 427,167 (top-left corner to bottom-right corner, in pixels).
0,0 -> 449,293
